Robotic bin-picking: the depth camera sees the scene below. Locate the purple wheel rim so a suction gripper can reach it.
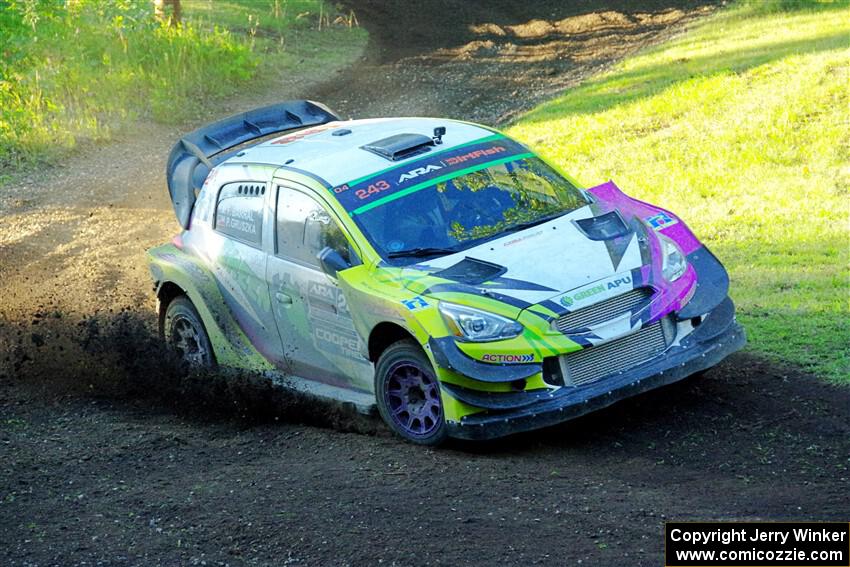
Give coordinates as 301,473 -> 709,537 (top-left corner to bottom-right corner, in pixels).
384,361 -> 442,438
170,315 -> 210,366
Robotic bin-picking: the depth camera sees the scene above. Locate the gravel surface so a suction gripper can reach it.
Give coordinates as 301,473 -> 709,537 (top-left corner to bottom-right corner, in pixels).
2,1 -> 848,566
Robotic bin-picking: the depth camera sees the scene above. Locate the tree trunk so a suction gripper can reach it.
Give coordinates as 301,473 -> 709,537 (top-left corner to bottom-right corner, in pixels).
153,0 -> 182,26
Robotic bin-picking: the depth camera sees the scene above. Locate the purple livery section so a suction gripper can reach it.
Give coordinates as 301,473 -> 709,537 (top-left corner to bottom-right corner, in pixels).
587,181 -> 700,321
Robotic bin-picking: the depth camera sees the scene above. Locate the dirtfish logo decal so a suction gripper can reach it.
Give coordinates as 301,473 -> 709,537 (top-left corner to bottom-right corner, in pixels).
398,164 -> 442,184
482,353 -> 534,363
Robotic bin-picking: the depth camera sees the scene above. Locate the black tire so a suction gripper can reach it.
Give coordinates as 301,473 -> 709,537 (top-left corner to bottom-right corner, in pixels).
163,296 -> 215,368
375,339 -> 448,446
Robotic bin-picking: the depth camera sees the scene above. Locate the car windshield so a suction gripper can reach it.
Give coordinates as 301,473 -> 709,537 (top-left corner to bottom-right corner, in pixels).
353,156 -> 588,263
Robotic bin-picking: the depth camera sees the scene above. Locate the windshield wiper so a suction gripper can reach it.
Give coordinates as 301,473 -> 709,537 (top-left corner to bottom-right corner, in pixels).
387,246 -> 458,259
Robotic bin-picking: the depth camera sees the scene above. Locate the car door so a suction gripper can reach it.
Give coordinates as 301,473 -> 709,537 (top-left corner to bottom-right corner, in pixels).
266,183 -> 373,392
207,180 -> 284,365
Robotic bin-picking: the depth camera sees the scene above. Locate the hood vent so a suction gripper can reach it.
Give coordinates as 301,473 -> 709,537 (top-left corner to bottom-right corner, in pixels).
573,210 -> 631,241
431,257 -> 507,285
362,133 -> 435,161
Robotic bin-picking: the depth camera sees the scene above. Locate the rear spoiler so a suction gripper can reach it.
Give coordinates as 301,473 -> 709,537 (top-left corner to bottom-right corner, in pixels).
166,100 -> 340,228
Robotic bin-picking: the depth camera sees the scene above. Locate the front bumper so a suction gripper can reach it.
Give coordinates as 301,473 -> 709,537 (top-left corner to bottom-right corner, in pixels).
441,296 -> 746,441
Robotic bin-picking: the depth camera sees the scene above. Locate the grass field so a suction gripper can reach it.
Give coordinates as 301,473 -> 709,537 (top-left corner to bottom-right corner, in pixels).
508,0 -> 850,382
0,0 -> 365,176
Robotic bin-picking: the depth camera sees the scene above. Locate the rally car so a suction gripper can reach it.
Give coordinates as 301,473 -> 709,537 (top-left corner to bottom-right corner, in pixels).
148,100 -> 745,445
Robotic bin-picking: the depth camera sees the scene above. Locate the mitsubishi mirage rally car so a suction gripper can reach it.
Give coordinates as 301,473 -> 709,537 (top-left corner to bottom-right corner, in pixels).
148,100 -> 745,445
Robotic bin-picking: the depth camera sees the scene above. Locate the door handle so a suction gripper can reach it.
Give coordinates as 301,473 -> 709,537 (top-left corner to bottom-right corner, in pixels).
275,291 -> 293,305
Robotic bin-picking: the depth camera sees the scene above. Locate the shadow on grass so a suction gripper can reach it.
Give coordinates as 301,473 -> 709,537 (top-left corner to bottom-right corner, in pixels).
517,19 -> 848,123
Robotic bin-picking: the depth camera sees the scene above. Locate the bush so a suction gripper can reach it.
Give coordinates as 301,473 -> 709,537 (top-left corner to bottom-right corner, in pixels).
0,0 -> 261,172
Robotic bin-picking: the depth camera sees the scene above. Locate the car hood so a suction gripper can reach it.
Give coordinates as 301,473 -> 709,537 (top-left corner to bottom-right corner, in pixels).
399,205 -> 654,310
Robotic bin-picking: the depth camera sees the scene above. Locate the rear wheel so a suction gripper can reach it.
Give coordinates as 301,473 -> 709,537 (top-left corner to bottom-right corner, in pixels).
375,340 -> 448,445
163,296 -> 214,368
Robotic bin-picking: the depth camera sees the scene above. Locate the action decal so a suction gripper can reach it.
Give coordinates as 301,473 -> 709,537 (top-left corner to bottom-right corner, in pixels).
481,353 -> 534,363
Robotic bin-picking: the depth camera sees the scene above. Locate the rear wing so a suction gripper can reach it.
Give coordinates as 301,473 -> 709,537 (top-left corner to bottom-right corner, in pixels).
166,100 -> 340,228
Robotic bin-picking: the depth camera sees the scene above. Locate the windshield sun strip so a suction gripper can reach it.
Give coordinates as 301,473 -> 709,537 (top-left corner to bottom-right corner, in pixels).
339,133 -> 505,190
350,152 -> 535,216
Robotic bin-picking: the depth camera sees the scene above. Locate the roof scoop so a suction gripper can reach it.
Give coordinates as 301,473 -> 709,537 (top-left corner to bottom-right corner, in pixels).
362,133 -> 435,161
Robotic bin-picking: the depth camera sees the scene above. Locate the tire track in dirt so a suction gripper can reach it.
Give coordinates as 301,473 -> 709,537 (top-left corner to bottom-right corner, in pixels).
2,2 -> 848,566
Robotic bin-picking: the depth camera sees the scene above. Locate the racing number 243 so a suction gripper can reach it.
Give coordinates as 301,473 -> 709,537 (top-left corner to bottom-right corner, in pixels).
355,180 -> 390,200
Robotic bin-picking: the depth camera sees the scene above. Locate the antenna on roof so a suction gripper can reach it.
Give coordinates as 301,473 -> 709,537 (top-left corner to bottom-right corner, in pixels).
433,126 -> 446,145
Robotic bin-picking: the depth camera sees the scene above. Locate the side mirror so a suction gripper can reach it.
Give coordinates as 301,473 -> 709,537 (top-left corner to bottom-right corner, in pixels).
317,246 -> 351,277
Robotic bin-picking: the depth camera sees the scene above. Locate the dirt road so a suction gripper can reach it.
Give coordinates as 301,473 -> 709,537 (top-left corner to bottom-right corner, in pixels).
2,2 -> 848,566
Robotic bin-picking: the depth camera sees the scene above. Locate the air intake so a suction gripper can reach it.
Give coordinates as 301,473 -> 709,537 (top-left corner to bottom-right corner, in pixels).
362,133 -> 435,161
573,210 -> 631,240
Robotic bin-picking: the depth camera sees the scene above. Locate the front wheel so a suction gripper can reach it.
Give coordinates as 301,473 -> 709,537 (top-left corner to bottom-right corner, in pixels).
163,296 -> 215,368
375,340 -> 448,446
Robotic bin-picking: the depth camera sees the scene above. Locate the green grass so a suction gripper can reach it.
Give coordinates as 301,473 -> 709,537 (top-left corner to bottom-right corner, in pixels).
507,0 -> 850,382
0,0 -> 365,174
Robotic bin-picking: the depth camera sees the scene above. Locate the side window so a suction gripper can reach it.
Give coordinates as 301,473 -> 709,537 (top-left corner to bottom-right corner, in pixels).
214,182 -> 265,246
276,187 -> 351,267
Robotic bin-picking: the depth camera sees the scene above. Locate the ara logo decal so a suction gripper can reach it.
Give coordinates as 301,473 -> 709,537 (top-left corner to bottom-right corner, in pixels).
401,296 -> 429,310
559,295 -> 574,308
646,212 -> 678,231
398,164 -> 443,184
309,282 -> 336,300
482,353 -> 534,363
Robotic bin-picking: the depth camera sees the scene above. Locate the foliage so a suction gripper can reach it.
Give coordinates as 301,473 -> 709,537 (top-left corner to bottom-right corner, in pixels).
507,0 -> 850,382
439,158 -> 586,242
0,0 -> 365,173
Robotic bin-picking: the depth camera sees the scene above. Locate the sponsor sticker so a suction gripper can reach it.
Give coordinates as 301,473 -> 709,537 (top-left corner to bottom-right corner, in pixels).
270,123 -> 337,145
646,212 -> 678,231
482,353 -> 534,363
558,275 -> 633,309
503,229 -> 544,248
398,164 -> 443,183
313,322 -> 362,361
401,296 -> 429,310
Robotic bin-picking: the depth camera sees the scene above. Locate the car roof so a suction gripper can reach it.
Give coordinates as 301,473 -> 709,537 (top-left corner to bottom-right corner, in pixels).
222,117 -> 497,187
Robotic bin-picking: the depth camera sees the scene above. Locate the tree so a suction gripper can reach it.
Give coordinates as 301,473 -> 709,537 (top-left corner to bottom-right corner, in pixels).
153,0 -> 181,26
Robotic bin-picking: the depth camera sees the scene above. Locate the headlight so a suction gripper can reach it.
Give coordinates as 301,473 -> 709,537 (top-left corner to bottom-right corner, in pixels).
659,233 -> 687,281
438,302 -> 523,342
